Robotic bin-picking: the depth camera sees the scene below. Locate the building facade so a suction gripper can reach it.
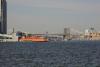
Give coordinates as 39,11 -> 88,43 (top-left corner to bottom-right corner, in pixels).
63,28 -> 71,40
0,0 -> 7,34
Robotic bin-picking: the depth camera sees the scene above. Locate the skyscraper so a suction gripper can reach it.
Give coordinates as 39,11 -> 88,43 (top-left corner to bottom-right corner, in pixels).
0,0 -> 7,34
0,16 -> 2,33
0,1 -> 2,33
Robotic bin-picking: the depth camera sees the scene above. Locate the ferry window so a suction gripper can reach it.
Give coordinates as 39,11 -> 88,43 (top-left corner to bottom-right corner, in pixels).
0,36 -> 4,39
9,37 -> 12,39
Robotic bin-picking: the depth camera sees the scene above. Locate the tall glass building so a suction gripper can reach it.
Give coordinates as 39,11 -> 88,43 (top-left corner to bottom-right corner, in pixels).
0,16 -> 1,33
0,0 -> 1,33
0,0 -> 7,34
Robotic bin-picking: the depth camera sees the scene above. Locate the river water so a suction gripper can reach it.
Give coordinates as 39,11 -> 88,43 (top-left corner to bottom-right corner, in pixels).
0,41 -> 100,67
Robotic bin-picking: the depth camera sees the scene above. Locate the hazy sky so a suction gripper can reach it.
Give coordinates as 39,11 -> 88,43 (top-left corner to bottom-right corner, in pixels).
7,0 -> 100,33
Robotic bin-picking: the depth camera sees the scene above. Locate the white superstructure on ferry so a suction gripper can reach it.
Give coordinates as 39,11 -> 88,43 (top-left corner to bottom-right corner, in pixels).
0,33 -> 18,42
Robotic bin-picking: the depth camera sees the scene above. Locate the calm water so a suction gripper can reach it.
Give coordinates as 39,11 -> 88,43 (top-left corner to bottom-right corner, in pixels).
0,41 -> 100,67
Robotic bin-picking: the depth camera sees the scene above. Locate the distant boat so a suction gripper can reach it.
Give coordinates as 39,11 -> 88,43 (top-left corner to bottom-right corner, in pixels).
62,38 -> 72,41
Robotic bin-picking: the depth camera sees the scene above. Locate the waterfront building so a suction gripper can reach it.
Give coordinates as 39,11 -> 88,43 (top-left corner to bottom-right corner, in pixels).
85,29 -> 90,36
63,28 -> 71,40
84,29 -> 100,40
0,0 -> 7,34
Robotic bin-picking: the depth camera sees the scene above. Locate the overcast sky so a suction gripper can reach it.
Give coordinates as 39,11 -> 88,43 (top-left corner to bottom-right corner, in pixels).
7,0 -> 100,33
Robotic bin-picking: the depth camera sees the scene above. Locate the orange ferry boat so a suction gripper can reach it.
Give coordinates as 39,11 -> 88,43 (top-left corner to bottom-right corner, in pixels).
19,36 -> 48,42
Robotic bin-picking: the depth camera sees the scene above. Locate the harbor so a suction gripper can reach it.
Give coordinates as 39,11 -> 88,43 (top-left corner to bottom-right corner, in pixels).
0,0 -> 100,67
0,0 -> 100,42
0,27 -> 100,42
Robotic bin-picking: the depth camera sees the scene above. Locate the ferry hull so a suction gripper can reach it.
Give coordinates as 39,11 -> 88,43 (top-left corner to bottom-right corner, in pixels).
19,36 -> 48,42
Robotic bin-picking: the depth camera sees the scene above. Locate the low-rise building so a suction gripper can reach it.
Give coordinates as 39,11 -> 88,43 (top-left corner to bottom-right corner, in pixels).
84,32 -> 100,40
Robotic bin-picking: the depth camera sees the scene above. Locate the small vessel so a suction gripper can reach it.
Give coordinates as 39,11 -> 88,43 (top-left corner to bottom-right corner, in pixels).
19,36 -> 48,42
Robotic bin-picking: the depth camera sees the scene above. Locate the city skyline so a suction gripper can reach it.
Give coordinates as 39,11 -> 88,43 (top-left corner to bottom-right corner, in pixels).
7,0 -> 100,33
